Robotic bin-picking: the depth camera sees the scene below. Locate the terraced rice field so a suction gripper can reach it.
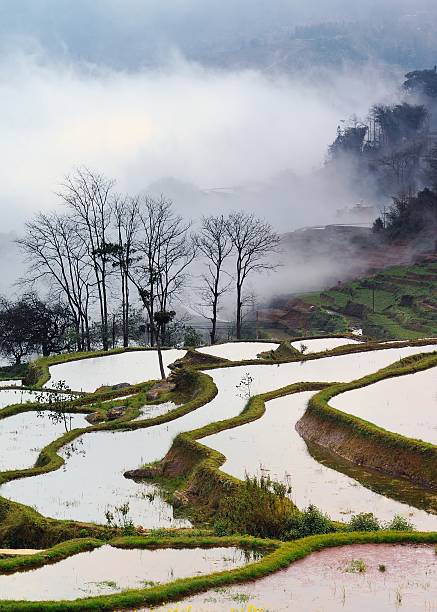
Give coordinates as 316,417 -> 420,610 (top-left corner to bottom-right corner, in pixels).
1,338 -> 437,609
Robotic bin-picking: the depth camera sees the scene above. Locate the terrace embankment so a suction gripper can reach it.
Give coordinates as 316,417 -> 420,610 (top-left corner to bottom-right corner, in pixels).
297,357 -> 437,490
126,382 -> 327,518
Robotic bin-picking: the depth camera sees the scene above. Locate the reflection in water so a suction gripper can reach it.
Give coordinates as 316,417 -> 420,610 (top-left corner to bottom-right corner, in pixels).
2,344 -> 437,527
202,392 -> 437,529
0,411 -> 89,471
0,546 -> 261,601
0,389 -> 70,410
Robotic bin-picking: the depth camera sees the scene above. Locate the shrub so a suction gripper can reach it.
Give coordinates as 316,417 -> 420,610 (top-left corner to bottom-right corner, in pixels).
172,368 -> 198,392
348,512 -> 380,532
284,504 -> 334,540
344,558 -> 367,573
216,475 -> 295,539
384,515 -> 415,531
213,518 -> 233,537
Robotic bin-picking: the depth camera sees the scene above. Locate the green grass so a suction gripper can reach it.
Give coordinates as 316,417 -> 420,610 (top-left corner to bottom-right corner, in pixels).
299,261 -> 437,340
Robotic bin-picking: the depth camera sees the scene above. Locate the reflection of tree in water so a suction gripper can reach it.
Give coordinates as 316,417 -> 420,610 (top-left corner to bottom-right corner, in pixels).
35,380 -> 78,433
62,437 -> 85,462
236,373 -> 253,401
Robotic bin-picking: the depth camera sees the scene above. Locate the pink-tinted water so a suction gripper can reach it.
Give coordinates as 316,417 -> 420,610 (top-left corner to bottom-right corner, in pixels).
161,544 -> 437,611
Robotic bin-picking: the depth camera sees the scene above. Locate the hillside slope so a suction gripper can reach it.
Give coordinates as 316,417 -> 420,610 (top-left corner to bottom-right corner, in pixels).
260,258 -> 437,340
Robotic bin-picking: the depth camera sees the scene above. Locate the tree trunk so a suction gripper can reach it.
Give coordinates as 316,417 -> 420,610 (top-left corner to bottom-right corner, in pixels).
156,328 -> 166,380
236,284 -> 242,339
123,274 -> 129,348
211,299 -> 218,345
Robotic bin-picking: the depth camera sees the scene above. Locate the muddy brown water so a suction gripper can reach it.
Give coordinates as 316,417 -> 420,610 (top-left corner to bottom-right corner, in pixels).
157,544 -> 437,611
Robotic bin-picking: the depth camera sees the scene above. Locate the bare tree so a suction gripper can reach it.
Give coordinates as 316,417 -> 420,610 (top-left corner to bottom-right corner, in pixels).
17,212 -> 93,351
59,168 -> 114,350
195,215 -> 232,344
128,196 -> 195,378
111,195 -> 140,348
226,211 -> 279,339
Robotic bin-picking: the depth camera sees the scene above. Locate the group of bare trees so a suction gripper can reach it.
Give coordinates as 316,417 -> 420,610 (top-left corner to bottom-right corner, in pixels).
18,168 -> 279,368
196,213 -> 279,344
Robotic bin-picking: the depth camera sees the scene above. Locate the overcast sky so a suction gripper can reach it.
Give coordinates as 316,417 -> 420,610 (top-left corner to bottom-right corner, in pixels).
0,0 -> 429,232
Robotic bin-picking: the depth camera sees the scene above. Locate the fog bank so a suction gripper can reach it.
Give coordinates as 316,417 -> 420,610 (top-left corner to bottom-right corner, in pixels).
0,53 -> 398,231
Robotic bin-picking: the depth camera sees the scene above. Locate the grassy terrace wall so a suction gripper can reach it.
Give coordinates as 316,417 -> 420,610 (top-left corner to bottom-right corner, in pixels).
298,352 -> 437,489
139,381 -> 330,517
1,531 -> 437,610
195,337 -> 437,371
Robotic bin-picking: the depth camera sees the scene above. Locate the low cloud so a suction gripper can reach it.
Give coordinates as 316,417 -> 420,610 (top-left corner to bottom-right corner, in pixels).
0,52 -> 399,231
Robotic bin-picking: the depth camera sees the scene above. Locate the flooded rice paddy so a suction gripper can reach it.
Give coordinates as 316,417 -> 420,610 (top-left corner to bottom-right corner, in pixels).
0,545 -> 259,601
197,341 -> 279,361
290,336 -> 360,353
133,401 -> 180,422
46,349 -> 186,392
167,543 -> 437,611
201,392 -> 437,529
331,365 -> 437,445
0,411 -> 90,471
2,343 -> 437,527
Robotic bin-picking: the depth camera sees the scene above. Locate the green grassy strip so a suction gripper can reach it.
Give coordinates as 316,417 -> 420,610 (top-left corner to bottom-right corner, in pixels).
195,337 -> 437,371
0,534 -> 277,575
1,531 -> 436,610
109,534 -> 279,551
0,539 -> 102,574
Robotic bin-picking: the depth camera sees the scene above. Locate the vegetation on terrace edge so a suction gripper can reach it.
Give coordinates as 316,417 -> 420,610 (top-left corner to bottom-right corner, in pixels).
0,531 -> 434,611
299,351 -> 437,489
132,350 -> 437,540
